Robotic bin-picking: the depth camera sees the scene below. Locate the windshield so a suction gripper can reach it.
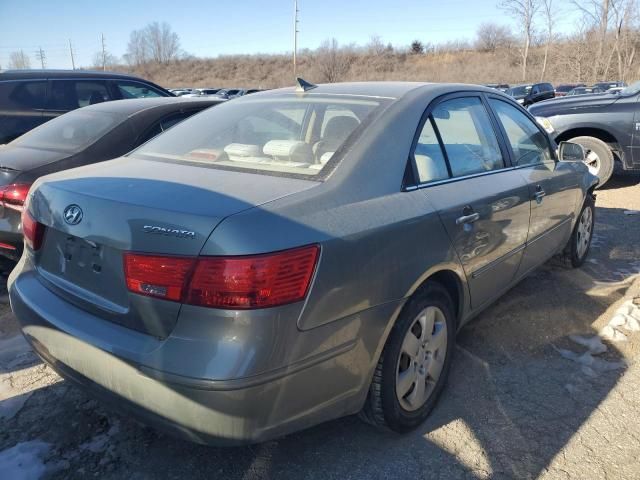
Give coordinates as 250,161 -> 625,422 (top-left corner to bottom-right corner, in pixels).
11,109 -> 123,152
131,95 -> 385,178
507,85 -> 532,96
619,80 -> 640,96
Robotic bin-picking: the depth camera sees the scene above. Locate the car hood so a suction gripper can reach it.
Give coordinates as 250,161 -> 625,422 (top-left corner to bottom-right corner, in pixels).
0,145 -> 70,172
529,93 -> 619,116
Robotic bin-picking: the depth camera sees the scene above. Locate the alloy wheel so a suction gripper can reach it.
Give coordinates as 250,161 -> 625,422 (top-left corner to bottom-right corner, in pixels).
395,306 -> 448,411
576,206 -> 593,259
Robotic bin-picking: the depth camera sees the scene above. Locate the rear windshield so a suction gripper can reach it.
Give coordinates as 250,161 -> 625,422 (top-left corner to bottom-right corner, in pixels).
131,95 -> 386,179
507,85 -> 531,96
11,109 -> 123,153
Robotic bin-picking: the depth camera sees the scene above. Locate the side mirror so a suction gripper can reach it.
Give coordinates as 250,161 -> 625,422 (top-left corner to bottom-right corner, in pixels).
557,141 -> 585,162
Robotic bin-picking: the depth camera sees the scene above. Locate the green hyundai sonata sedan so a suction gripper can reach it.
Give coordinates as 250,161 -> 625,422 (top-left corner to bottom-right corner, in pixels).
9,81 -> 597,445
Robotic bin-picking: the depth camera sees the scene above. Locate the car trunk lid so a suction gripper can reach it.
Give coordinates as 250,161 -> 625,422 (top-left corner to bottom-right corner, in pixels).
30,157 -> 319,338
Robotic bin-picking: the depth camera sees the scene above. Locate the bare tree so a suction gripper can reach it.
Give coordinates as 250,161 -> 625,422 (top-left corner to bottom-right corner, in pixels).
572,0 -> 612,80
315,39 -> 353,83
611,0 -> 639,80
476,23 -> 514,51
540,0 -> 555,80
125,22 -> 181,65
144,22 -> 181,64
125,29 -> 149,66
500,0 -> 540,80
92,51 -> 119,70
367,35 -> 387,56
7,50 -> 30,69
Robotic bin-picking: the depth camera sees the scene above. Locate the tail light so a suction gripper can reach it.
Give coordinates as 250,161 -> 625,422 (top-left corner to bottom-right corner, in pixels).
123,245 -> 320,309
0,183 -> 32,212
22,209 -> 45,251
123,254 -> 194,302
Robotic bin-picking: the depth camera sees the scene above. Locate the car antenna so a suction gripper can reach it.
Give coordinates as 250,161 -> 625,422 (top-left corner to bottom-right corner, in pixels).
295,77 -> 317,93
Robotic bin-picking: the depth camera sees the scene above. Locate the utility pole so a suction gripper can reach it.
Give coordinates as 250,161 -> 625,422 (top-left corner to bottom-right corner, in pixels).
293,0 -> 299,78
35,47 -> 46,69
101,33 -> 107,71
68,39 -> 75,70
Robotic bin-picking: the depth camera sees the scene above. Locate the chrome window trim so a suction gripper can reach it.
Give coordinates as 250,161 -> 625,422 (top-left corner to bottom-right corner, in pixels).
404,166 -> 518,192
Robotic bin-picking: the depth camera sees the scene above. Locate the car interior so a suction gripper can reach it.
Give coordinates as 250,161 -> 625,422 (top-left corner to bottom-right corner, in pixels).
164,101 -> 374,175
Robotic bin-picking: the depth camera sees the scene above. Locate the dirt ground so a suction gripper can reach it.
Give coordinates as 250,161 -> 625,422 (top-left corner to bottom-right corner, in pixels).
1,175 -> 639,480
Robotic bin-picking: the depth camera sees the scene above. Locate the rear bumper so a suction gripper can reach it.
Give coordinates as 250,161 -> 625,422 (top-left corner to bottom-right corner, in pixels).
9,263 -> 399,445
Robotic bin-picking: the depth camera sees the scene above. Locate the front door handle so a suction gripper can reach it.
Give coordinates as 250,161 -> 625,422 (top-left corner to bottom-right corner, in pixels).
534,185 -> 546,203
456,212 -> 480,225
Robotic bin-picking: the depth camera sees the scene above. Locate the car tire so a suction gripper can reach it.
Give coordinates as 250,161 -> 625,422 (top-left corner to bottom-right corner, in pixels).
556,195 -> 596,268
568,136 -> 614,188
359,282 -> 455,433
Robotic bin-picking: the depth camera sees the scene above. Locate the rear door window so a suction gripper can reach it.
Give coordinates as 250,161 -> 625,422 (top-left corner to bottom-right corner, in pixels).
49,80 -> 110,110
490,99 -> 553,166
431,97 -> 504,177
0,81 -> 47,143
2,81 -> 48,109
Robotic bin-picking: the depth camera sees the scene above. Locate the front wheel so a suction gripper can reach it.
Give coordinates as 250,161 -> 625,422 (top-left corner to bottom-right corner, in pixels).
360,283 -> 455,432
568,136 -> 614,188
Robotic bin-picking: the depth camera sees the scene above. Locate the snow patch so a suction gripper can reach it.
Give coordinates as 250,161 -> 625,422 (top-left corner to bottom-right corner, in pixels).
80,421 -> 120,454
0,334 -> 33,371
600,325 -> 627,342
568,334 -> 607,354
0,440 -> 51,480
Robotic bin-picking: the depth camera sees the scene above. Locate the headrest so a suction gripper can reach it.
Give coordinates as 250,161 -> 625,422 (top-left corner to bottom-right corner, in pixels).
263,140 -> 311,164
323,116 -> 360,141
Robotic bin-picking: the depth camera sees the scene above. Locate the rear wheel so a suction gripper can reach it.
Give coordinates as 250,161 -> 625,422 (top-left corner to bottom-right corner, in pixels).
568,136 -> 614,188
360,283 -> 455,432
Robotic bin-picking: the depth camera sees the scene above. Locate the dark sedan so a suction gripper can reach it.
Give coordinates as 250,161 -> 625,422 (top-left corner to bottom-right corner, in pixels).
0,69 -> 174,144
0,97 -> 223,260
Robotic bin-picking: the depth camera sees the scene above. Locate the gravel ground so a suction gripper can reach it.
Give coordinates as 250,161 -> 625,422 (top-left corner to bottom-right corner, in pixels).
0,175 -> 639,480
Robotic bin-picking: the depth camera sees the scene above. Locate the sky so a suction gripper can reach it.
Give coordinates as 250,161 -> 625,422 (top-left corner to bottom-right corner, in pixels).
0,0 -> 583,69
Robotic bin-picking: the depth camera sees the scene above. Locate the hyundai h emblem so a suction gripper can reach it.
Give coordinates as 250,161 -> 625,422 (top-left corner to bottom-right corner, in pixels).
63,205 -> 83,225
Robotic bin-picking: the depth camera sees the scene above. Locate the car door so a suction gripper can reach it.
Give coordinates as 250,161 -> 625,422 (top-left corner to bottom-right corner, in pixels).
487,96 -> 580,276
412,94 -> 531,308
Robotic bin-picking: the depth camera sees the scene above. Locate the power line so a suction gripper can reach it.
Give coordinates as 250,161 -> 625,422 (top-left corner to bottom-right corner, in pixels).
101,33 -> 106,71
35,47 -> 46,69
68,39 -> 75,70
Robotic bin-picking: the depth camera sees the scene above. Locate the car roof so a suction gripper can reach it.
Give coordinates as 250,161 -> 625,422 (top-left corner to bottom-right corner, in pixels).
76,97 -> 224,117
0,69 -> 152,82
244,81 -> 513,103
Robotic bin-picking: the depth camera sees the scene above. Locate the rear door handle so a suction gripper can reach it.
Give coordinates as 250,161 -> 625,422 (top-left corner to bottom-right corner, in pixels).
456,212 -> 480,225
534,185 -> 546,203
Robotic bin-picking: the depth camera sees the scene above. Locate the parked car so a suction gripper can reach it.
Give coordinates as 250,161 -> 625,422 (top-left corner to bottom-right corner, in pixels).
593,81 -> 627,91
484,83 -> 510,92
554,83 -> 586,97
0,97 -> 222,260
565,86 -> 605,96
530,81 -> 640,186
215,88 -> 247,99
0,70 -> 173,145
9,82 -> 597,446
506,82 -> 555,106
168,89 -> 194,96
